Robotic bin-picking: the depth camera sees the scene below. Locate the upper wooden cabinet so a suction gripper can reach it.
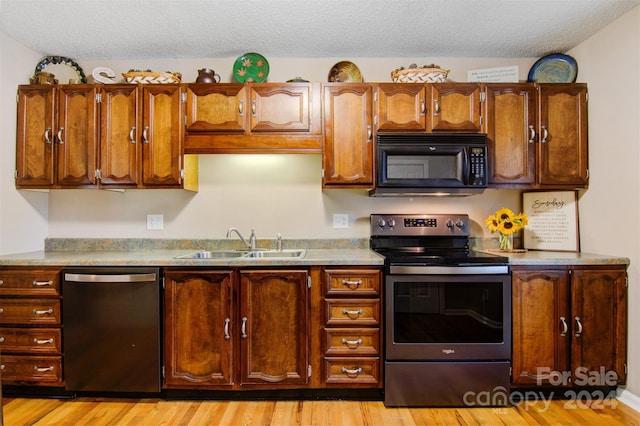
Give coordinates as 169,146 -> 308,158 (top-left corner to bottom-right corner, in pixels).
184,83 -> 322,153
16,84 -> 197,191
16,85 -> 99,188
511,265 -> 627,387
323,83 -> 375,188
375,83 -> 428,132
430,83 -> 482,132
485,83 -> 588,189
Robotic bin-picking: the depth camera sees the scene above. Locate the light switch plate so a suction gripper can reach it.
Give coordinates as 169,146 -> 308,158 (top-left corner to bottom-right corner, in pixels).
333,213 -> 349,229
147,214 -> 164,230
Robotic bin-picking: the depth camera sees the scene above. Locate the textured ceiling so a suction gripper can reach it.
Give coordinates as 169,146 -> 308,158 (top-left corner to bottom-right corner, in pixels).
1,0 -> 639,60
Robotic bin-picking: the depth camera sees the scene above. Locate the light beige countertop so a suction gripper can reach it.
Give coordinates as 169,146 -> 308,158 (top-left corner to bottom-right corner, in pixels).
479,249 -> 630,266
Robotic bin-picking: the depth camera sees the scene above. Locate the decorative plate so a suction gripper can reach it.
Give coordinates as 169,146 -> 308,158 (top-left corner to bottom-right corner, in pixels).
34,55 -> 87,83
527,53 -> 578,83
328,61 -> 363,83
233,52 -> 269,83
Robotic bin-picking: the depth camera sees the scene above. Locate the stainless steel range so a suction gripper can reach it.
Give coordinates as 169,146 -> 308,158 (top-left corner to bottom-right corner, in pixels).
370,214 -> 511,407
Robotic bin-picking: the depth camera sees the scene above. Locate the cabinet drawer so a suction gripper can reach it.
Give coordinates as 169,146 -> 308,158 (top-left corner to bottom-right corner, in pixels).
324,328 -> 379,356
0,327 -> 62,354
324,357 -> 380,385
0,299 -> 61,325
0,267 -> 62,297
0,355 -> 63,386
324,269 -> 381,297
325,299 -> 380,326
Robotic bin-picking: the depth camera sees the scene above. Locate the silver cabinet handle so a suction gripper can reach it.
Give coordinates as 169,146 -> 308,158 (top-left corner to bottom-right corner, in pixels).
251,99 -> 256,117
528,125 -> 536,143
341,338 -> 362,348
341,279 -> 363,288
0,308 -> 3,314
44,127 -> 53,144
0,279 -> 3,285
0,337 -> 4,343
129,126 -> 136,144
142,126 -> 150,144
33,280 -> 53,287
560,316 -> 568,336
342,309 -> 363,318
34,338 -> 54,345
341,367 -> 362,376
239,99 -> 244,117
33,308 -> 53,315
420,98 -> 426,115
34,366 -> 54,372
574,316 -> 583,337
541,125 -> 549,143
57,127 -> 64,144
434,99 -> 440,116
241,316 -> 247,339
224,318 -> 231,340
366,125 -> 372,142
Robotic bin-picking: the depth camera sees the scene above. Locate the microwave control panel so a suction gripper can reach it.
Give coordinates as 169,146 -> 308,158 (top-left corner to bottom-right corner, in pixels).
469,147 -> 486,186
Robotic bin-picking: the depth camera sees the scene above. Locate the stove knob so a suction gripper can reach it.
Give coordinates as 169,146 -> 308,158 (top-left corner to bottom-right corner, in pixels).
445,218 -> 454,229
455,218 -> 465,229
377,218 -> 386,229
387,218 -> 396,228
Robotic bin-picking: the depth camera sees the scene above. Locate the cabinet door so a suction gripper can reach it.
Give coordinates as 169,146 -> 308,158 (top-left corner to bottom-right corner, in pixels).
537,84 -> 588,187
141,85 -> 183,187
571,268 -> 627,386
185,83 -> 246,132
511,267 -> 570,385
323,84 -> 374,187
375,83 -> 427,131
56,85 -> 99,187
430,83 -> 482,132
15,86 -> 56,187
250,83 -> 312,132
99,84 -> 140,186
240,269 -> 309,386
484,84 -> 537,186
164,270 -> 234,387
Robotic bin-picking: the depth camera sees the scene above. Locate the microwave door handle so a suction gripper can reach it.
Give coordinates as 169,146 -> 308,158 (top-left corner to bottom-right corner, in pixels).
462,147 -> 470,184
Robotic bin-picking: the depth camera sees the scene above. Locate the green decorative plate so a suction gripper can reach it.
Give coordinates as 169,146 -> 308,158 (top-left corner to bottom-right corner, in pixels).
233,52 -> 269,83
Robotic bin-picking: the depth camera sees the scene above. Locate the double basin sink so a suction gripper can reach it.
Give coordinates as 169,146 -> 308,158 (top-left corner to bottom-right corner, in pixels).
176,249 -> 306,259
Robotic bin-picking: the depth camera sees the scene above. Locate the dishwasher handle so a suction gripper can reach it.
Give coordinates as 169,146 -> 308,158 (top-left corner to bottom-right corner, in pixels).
64,273 -> 157,283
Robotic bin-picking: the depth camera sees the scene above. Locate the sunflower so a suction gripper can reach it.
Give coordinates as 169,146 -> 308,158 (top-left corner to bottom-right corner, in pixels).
485,207 -> 528,235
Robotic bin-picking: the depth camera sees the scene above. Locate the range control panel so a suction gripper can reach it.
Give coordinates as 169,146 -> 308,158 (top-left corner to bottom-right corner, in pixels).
370,214 -> 470,237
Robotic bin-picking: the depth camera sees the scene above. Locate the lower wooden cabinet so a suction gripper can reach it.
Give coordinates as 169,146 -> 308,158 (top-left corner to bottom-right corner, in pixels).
0,266 -> 64,386
163,268 -> 310,390
511,265 -> 627,388
321,268 -> 383,388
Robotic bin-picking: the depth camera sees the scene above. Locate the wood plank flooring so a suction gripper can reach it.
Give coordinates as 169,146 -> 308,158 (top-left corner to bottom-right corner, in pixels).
3,397 -> 640,425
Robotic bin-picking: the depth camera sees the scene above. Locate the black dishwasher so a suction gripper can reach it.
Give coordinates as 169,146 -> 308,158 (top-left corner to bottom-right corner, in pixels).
63,267 -> 161,393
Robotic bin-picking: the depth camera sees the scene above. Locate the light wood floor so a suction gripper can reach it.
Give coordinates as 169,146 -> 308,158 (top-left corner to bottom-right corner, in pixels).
3,397 -> 640,425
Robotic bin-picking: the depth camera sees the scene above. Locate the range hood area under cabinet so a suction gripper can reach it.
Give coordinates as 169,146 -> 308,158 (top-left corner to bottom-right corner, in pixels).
14,81 -> 587,193
15,84 -> 197,191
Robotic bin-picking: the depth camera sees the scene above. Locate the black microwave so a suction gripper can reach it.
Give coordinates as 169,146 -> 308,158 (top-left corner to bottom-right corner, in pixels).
370,133 -> 488,196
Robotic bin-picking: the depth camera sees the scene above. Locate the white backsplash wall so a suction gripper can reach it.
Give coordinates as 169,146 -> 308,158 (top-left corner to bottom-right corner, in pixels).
47,154 -> 521,240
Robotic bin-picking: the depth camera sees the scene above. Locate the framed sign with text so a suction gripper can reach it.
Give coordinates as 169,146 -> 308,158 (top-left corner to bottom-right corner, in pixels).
522,191 -> 580,251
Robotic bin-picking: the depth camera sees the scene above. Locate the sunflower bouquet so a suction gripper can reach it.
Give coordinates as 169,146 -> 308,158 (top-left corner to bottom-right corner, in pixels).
485,208 -> 528,250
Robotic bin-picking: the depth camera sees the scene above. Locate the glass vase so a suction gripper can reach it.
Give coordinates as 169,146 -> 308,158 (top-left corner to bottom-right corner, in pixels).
498,233 -> 513,251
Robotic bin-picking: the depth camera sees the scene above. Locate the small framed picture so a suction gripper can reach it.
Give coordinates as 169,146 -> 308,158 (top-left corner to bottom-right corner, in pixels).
522,191 -> 580,252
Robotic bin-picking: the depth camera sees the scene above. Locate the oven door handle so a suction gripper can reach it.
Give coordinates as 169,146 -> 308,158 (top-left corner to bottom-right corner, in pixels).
388,265 -> 509,275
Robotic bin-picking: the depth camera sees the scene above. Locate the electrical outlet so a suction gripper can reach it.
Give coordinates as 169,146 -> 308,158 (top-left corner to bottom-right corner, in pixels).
147,214 -> 164,230
333,213 -> 349,229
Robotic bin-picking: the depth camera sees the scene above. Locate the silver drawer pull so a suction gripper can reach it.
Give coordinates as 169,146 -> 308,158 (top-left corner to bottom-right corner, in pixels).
341,338 -> 362,348
342,309 -> 363,318
341,279 -> 363,288
341,367 -> 362,376
34,366 -> 54,372
0,337 -> 4,343
0,308 -> 4,314
33,280 -> 53,287
1,364 -> 4,370
34,338 -> 54,345
33,308 -> 53,315
0,279 -> 4,285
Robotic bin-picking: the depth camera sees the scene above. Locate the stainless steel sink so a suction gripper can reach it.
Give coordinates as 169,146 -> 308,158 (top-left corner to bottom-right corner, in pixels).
176,249 -> 306,259
175,250 -> 247,259
244,249 -> 306,258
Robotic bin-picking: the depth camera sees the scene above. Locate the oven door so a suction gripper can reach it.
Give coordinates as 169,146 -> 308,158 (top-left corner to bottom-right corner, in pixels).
385,272 -> 511,361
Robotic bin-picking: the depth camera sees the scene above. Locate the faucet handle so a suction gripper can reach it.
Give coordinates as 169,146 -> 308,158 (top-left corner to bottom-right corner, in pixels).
276,233 -> 283,251
249,229 -> 257,250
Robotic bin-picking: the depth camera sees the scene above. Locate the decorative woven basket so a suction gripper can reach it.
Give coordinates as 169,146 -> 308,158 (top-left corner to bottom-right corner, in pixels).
391,67 -> 449,83
122,71 -> 182,84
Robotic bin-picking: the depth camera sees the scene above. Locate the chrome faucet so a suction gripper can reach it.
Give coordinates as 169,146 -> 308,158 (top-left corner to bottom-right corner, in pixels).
226,227 -> 257,250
